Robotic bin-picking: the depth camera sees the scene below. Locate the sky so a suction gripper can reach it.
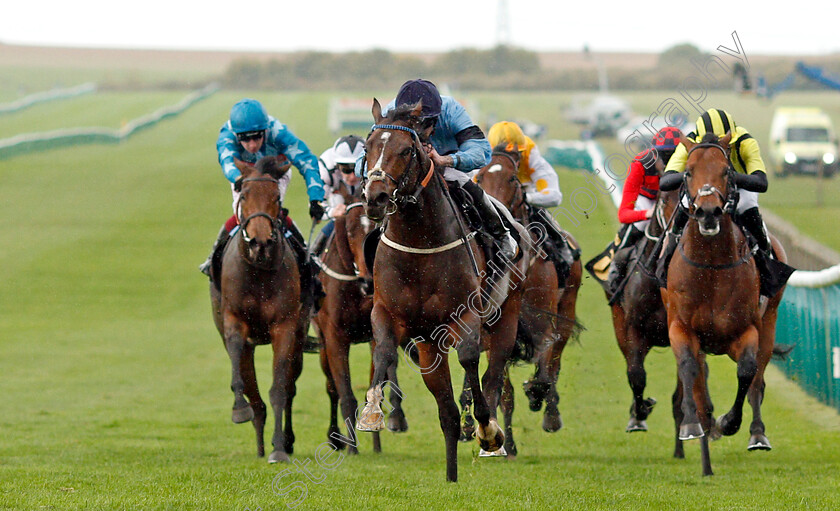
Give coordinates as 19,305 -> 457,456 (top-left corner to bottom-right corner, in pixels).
1,1 -> 837,56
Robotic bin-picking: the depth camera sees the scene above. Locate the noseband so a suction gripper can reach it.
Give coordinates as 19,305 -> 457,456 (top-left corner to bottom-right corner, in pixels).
238,176 -> 283,243
366,123 -> 435,213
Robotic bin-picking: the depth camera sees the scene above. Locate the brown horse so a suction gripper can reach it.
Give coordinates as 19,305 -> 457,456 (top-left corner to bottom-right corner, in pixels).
472,146 -> 583,452
359,100 -> 529,481
209,155 -> 310,463
608,187 -> 716,458
661,133 -> 788,476
313,185 -> 408,455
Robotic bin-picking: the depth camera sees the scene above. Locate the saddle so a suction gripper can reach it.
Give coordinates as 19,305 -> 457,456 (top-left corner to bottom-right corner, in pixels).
731,219 -> 796,298
527,206 -> 579,285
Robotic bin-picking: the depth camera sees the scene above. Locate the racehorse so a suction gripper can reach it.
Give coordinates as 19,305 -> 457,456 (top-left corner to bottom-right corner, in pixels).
209,155 -> 310,463
312,184 -> 408,455
359,100 -> 529,481
471,145 -> 583,454
661,132 -> 789,476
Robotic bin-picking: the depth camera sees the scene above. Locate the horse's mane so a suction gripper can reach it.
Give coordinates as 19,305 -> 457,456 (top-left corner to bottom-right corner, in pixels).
255,156 -> 289,180
699,132 -> 720,145
492,142 -> 516,155
386,103 -> 421,124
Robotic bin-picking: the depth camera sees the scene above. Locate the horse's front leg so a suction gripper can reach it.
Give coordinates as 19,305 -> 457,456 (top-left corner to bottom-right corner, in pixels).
224,317 -> 254,424
267,320 -> 298,464
239,343 -> 266,457
670,320 -> 704,441
357,304 -> 400,432
416,340 -> 461,482
623,325 -> 656,433
385,352 -> 409,433
716,325 -> 759,437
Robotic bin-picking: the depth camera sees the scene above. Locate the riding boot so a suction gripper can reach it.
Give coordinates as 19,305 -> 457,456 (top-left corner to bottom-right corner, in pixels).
462,180 -> 517,260
286,230 -> 320,313
199,225 -> 230,277
655,207 -> 689,288
738,207 -> 773,258
607,246 -> 633,295
309,224 -> 331,257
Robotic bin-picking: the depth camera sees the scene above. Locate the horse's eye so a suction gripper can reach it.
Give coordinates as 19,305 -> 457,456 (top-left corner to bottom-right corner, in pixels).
400,147 -> 412,157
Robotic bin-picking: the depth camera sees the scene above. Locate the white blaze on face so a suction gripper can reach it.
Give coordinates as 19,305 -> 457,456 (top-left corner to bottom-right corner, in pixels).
360,216 -> 371,230
371,132 -> 391,172
488,164 -> 503,173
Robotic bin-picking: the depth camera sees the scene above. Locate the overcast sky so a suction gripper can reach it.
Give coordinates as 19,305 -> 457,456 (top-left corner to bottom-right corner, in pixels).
1,1 -> 837,56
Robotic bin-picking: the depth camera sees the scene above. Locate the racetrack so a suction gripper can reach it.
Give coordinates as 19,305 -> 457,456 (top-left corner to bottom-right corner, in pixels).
1,90 -> 838,510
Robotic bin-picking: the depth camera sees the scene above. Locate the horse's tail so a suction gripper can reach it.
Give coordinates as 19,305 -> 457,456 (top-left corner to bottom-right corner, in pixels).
771,342 -> 796,361
510,317 -> 537,364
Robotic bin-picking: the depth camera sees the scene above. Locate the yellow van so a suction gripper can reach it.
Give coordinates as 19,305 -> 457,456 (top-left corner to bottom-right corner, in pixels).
769,107 -> 838,178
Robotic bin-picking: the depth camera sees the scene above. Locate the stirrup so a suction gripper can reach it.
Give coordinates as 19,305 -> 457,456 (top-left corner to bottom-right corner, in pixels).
199,259 -> 212,276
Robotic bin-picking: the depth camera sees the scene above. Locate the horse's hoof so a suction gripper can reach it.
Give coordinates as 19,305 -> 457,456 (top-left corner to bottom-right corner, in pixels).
479,446 -> 507,458
356,403 -> 385,432
626,417 -> 648,433
678,423 -> 704,440
477,420 -> 505,452
268,450 -> 290,464
543,412 -> 563,433
748,434 -> 772,451
231,406 -> 254,424
387,411 -> 409,433
715,414 -> 741,437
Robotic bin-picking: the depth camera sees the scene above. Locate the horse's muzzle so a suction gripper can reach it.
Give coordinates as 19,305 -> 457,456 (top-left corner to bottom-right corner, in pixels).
695,205 -> 722,236
365,191 -> 389,222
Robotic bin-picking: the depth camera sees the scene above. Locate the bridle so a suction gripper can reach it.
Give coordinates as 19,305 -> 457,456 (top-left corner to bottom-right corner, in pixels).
678,142 -> 754,270
681,143 -> 739,220
492,150 -> 526,213
237,176 -> 283,245
365,123 -> 435,215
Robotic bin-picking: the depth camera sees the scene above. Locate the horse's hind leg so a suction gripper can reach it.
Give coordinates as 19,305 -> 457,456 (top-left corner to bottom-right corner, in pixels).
717,326 -> 759,437
385,354 -> 408,434
324,329 -> 359,454
240,343 -> 266,457
283,347 -> 303,455
319,341 -> 344,450
747,308 -> 778,451
458,373 -> 475,442
500,369 -> 517,458
476,305 -> 518,453
671,376 -> 685,458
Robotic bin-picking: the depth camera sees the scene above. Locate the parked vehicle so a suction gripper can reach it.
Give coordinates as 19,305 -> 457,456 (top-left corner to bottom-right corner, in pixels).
769,107 -> 838,178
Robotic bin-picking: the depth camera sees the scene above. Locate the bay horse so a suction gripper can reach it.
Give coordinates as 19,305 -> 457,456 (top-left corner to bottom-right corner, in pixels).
662,132 -> 789,476
313,185 -> 408,456
359,100 -> 530,481
209,155 -> 310,463
471,145 -> 583,454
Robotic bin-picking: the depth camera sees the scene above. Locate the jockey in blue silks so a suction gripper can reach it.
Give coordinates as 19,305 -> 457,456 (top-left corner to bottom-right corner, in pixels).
199,98 -> 326,300
359,79 -> 518,259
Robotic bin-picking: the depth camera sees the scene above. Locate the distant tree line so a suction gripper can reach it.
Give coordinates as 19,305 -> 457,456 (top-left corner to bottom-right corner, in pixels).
220,44 -> 840,92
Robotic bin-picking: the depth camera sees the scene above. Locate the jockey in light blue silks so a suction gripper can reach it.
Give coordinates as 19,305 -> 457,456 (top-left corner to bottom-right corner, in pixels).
199,98 -> 326,299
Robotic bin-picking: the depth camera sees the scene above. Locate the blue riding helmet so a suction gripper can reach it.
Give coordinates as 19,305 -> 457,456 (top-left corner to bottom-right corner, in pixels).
229,98 -> 269,134
395,79 -> 442,119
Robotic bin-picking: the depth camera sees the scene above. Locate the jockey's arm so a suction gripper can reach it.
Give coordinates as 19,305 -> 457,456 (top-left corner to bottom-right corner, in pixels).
617,160 -> 649,224
733,136 -> 768,192
270,124 -> 325,202
523,147 -> 562,208
216,129 -> 243,183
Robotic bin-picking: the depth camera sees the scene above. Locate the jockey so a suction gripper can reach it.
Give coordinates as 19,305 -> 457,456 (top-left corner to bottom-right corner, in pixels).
657,108 -> 773,288
310,134 -> 366,257
486,121 -> 577,280
199,98 -> 325,289
377,79 -> 518,260
605,126 -> 682,292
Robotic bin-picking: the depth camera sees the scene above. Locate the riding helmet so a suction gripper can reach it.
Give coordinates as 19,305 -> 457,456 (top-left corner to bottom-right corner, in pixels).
652,126 -> 682,150
396,79 -> 443,119
694,108 -> 735,137
333,135 -> 365,164
230,98 -> 269,134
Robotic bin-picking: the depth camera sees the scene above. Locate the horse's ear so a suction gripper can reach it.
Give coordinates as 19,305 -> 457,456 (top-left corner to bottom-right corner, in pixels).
410,100 -> 423,119
719,131 -> 733,154
235,158 -> 256,178
372,98 -> 383,123
681,137 -> 695,153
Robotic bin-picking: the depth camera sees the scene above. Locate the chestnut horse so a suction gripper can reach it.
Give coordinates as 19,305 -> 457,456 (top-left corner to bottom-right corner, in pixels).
472,146 -> 583,453
662,133 -> 788,476
359,100 -> 529,481
209,156 -> 310,463
313,186 -> 407,455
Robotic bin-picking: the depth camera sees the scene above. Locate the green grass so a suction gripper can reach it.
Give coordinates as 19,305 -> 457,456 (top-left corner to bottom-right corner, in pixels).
0,90 -> 838,510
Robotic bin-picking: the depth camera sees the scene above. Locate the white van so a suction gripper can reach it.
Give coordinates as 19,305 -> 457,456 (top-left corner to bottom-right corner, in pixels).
769,107 -> 838,178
